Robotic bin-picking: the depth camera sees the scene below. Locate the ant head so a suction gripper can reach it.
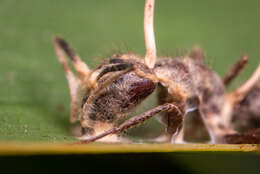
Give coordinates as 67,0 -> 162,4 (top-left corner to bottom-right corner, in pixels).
80,0 -> 158,132
81,54 -> 157,131
53,0 -> 158,136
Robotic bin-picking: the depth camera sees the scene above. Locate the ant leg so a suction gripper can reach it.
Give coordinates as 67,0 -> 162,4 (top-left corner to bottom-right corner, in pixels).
153,112 -> 185,144
53,38 -> 82,123
198,110 -> 218,144
199,108 -> 236,144
78,103 -> 182,143
162,106 -> 185,144
229,64 -> 260,104
223,54 -> 248,86
78,123 -> 123,143
53,36 -> 90,81
172,125 -> 185,144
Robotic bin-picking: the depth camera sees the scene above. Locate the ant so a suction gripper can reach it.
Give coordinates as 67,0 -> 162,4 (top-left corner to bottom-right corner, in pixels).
53,0 -> 260,144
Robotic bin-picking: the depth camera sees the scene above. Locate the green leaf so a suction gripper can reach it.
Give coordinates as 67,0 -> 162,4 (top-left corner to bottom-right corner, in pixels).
0,0 -> 259,154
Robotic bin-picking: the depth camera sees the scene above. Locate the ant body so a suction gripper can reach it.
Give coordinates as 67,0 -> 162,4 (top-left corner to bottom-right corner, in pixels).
53,0 -> 260,144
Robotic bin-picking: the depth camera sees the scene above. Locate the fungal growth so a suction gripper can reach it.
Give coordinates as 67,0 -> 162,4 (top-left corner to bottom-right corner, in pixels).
53,0 -> 260,144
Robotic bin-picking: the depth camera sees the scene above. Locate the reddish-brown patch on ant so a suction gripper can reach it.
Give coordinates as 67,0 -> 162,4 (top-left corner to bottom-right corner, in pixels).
53,0 -> 260,144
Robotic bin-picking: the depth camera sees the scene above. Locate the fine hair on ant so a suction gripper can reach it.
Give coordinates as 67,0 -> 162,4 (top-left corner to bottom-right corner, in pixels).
53,0 -> 260,144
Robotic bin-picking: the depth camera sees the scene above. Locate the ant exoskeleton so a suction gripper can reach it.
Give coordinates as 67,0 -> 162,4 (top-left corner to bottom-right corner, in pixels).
53,0 -> 260,144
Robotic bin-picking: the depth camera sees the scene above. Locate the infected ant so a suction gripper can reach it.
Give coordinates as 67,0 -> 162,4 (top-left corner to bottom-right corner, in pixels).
53,0 -> 260,144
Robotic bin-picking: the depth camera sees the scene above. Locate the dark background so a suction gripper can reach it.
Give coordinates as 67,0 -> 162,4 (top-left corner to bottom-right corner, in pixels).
1,152 -> 260,174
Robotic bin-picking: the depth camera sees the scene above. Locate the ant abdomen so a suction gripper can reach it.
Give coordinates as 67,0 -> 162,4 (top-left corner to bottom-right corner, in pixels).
231,82 -> 260,132
155,57 -> 225,112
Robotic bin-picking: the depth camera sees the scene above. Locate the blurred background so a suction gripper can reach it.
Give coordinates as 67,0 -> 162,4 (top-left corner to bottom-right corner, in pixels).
0,0 -> 259,173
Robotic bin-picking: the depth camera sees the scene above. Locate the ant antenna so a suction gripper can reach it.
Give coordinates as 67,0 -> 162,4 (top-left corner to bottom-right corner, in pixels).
144,0 -> 156,69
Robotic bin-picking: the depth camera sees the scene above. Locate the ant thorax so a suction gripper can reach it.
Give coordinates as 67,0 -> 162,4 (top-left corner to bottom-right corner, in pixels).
154,57 -> 225,114
153,56 -> 229,139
